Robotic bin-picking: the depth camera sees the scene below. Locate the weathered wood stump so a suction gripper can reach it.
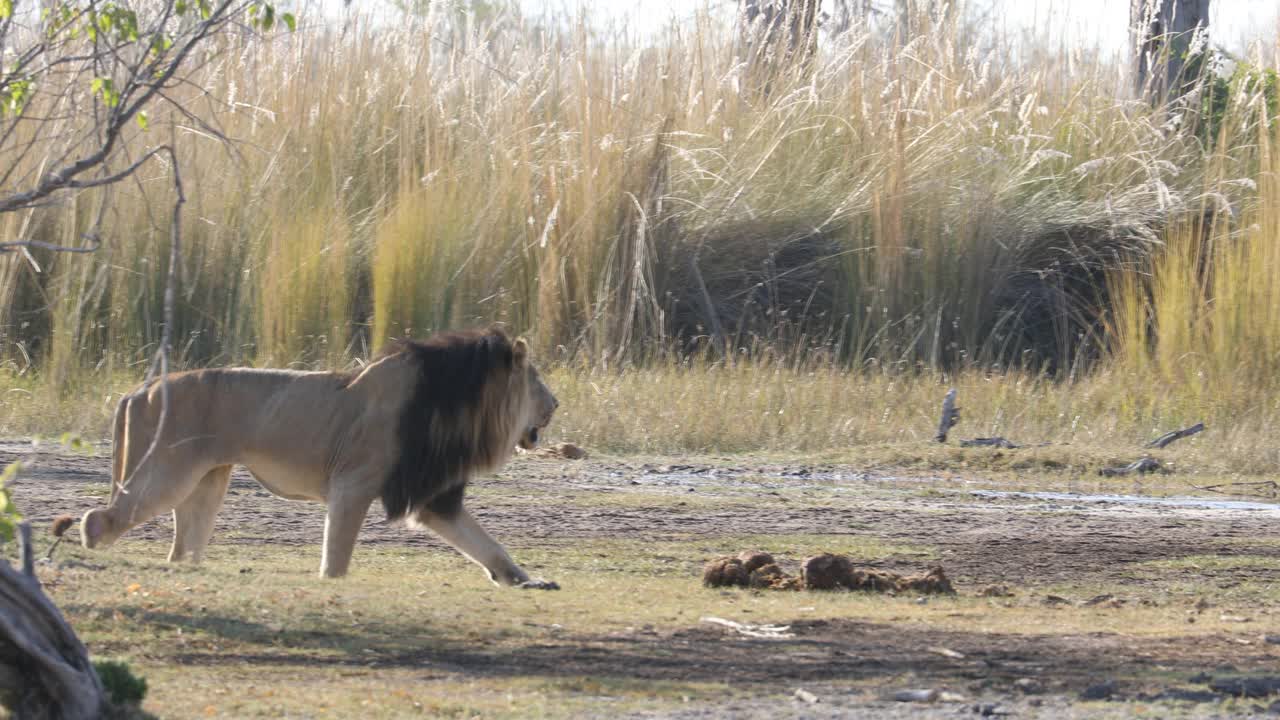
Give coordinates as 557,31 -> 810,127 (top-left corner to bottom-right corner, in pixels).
0,522 -> 107,719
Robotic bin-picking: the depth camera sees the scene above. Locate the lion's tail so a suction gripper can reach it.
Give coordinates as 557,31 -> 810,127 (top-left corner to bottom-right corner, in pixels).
83,392 -> 131,550
109,392 -> 130,504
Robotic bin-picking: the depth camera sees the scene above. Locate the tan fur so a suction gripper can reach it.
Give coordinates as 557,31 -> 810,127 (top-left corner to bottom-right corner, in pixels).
80,330 -> 559,587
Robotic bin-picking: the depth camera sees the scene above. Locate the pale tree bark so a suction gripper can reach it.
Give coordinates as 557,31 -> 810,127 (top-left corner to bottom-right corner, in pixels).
1131,0 -> 1212,101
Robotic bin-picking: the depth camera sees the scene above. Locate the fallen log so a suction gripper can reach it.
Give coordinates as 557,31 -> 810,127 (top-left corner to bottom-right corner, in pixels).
1147,422 -> 1205,449
1098,456 -> 1162,477
960,437 -> 1019,449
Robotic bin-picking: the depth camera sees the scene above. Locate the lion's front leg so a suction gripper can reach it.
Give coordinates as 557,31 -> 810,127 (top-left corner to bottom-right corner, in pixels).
320,487 -> 376,579
415,507 -> 559,590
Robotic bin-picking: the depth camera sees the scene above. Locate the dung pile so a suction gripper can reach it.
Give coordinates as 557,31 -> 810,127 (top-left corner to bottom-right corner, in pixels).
703,557 -> 749,587
703,550 -> 955,595
703,551 -> 802,590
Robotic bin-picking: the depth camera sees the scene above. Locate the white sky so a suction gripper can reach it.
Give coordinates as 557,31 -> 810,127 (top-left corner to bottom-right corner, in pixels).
525,1 -> 1280,56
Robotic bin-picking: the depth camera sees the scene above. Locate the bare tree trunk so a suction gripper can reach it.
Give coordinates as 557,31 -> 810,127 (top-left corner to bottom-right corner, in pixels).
1131,0 -> 1212,101
0,523 -> 106,719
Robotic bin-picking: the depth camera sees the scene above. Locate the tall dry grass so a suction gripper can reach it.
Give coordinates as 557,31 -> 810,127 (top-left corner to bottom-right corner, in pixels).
0,3 -> 1278,468
1106,112 -> 1280,431
2,4 -> 1248,369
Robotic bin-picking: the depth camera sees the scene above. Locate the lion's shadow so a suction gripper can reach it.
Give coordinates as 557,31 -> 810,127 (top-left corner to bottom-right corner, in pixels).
70,605 -> 455,660
73,607 -> 1263,695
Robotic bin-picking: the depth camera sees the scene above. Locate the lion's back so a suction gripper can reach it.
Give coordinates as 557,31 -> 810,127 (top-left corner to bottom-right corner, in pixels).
123,367 -> 353,460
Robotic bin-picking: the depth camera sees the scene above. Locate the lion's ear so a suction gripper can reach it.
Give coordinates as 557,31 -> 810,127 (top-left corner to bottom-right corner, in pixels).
512,337 -> 529,366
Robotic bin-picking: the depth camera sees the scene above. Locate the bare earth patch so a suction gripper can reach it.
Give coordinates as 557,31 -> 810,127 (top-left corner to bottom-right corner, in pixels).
4,440 -> 1279,718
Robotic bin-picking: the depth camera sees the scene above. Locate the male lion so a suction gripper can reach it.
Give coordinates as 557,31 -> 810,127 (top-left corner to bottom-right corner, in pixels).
80,326 -> 560,589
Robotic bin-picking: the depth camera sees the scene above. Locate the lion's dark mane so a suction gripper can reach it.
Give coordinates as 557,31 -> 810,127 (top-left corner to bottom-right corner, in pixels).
380,327 -> 519,521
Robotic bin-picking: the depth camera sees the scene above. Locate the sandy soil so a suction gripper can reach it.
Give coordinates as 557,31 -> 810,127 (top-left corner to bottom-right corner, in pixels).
5,439 -> 1280,718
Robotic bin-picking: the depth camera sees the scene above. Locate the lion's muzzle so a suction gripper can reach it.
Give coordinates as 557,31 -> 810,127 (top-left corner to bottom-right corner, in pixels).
518,425 -> 541,450
518,398 -> 558,450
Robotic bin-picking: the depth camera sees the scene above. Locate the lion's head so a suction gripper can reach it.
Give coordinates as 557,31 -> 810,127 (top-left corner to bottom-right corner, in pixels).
378,326 -> 558,521
514,343 -> 558,450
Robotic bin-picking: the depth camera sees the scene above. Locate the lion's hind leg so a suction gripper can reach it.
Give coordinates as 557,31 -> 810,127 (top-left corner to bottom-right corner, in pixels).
83,427 -> 222,554
84,379 -> 226,552
84,456 -> 219,550
169,465 -> 232,563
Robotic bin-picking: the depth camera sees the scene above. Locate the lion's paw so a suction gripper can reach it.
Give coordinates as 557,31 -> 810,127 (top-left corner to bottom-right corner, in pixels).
517,578 -> 560,591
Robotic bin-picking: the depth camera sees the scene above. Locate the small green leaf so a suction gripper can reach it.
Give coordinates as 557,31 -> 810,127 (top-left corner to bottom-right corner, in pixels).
0,0 -> 14,21
136,111 -> 148,131
281,12 -> 296,31
58,432 -> 88,451
3,78 -> 33,116
174,0 -> 187,15
0,461 -> 23,543
151,33 -> 173,54
118,9 -> 138,41
90,77 -> 119,108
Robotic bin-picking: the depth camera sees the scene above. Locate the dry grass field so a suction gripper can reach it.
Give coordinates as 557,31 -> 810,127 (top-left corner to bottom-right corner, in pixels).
2,1 -> 1279,717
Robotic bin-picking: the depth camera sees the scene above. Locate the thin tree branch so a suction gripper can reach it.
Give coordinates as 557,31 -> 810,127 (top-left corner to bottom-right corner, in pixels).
114,143 -> 183,500
17,522 -> 34,579
0,235 -> 102,254
0,0 -> 242,214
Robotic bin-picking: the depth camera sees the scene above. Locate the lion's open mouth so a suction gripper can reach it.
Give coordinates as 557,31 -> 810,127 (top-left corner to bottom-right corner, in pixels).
518,425 -> 541,450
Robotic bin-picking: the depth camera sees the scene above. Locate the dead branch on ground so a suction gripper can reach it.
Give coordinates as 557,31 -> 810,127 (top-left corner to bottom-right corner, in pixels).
1147,422 -> 1205,449
1098,456 -> 1162,477
960,437 -> 1019,449
1187,479 -> 1279,500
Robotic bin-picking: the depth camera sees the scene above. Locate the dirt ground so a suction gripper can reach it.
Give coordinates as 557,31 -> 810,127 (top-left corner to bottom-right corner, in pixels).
6,439 -> 1280,718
